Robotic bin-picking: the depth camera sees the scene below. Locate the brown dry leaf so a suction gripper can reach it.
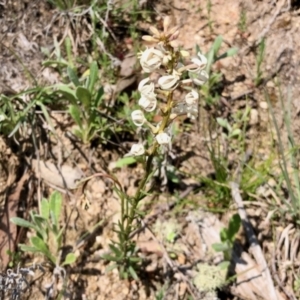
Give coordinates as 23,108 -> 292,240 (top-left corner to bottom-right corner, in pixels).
119,52 -> 137,77
0,173 -> 29,270
31,159 -> 83,190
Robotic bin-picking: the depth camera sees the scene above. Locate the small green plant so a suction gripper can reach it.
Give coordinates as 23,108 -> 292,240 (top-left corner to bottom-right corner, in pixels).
198,35 -> 238,105
267,84 -> 300,221
238,8 -> 247,33
10,191 -> 76,267
254,38 -> 266,86
60,62 -> 106,144
212,213 -> 241,261
206,0 -> 213,32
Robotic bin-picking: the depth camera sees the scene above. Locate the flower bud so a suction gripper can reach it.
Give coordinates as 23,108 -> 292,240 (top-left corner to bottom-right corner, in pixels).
138,77 -> 157,111
140,48 -> 164,73
131,110 -> 146,126
191,52 -> 207,71
190,70 -> 209,86
156,132 -> 171,145
124,143 -> 145,157
158,73 -> 180,90
185,89 -> 199,106
139,96 -> 157,112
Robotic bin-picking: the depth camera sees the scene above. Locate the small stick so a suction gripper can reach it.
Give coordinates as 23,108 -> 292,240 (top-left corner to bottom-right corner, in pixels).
230,181 -> 278,300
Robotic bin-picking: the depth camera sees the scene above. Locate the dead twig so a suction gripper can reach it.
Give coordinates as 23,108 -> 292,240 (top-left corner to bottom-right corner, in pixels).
230,181 -> 279,300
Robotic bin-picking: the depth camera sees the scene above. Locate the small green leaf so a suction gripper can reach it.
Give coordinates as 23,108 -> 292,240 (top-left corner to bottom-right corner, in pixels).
212,35 -> 223,56
76,86 -> 92,110
216,117 -> 230,130
109,244 -> 123,257
88,61 -> 98,93
40,198 -> 50,220
19,244 -> 40,253
128,266 -> 138,280
10,217 -> 37,230
115,157 -> 137,168
216,48 -> 238,61
94,87 -> 104,107
62,253 -> 77,266
54,84 -> 77,103
206,48 -> 214,73
219,261 -> 230,270
49,191 -> 62,227
220,228 -> 228,242
30,236 -> 55,263
212,242 -> 229,252
129,256 -> 142,263
230,128 -> 241,138
102,253 -> 122,262
67,67 -> 80,87
69,105 -> 83,128
227,214 -> 241,242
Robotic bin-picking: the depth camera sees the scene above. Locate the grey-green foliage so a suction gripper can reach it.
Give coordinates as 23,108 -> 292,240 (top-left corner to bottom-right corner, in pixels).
212,213 -> 241,261
54,61 -> 106,144
11,191 -> 76,266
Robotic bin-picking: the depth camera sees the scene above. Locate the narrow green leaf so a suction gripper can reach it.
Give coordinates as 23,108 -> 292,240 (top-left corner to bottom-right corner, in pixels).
30,236 -> 55,263
216,47 -> 238,61
88,61 -> 98,93
205,49 -> 214,74
94,87 -> 104,107
102,253 -> 122,262
128,266 -> 138,280
40,198 -> 50,220
69,105 -> 83,128
49,191 -> 62,227
212,35 -> 223,56
19,244 -> 40,253
54,84 -> 77,103
227,214 -> 241,242
115,157 -> 137,168
67,67 -> 80,87
62,253 -> 77,266
76,86 -> 92,110
129,256 -> 142,263
10,217 -> 37,230
109,244 -> 123,257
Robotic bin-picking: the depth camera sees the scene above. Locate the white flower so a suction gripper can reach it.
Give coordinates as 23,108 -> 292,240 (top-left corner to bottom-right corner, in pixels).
190,52 -> 207,72
156,43 -> 172,66
139,96 -> 157,112
185,89 -> 199,106
190,70 -> 209,86
158,73 -> 180,90
138,78 -> 157,111
131,110 -> 146,127
156,132 -> 171,145
140,47 -> 164,73
124,143 -> 145,157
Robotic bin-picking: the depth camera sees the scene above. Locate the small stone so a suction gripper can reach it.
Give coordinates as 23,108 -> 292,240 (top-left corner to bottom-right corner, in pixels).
249,109 -> 259,125
259,101 -> 268,109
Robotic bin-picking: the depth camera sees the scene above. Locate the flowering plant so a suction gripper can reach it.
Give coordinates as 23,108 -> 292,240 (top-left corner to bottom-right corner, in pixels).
104,16 -> 209,279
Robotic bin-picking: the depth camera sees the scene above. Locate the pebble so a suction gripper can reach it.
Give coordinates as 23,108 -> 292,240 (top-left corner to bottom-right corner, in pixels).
249,109 -> 259,125
259,101 -> 268,109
